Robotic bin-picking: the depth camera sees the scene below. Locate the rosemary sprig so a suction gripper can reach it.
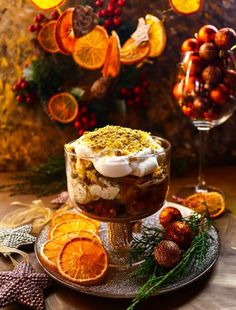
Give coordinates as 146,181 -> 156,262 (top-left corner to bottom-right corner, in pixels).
0,156 -> 67,196
127,232 -> 209,310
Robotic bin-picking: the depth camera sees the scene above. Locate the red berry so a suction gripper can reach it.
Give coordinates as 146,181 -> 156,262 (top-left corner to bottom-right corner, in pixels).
104,19 -> 112,27
134,96 -> 142,104
74,121 -> 81,129
35,24 -> 42,32
117,0 -> 125,6
26,95 -> 33,104
95,0 -> 103,6
107,4 -> 114,14
120,87 -> 128,96
82,116 -> 89,124
34,13 -> 45,23
99,9 -> 107,17
113,17 -> 121,26
109,0 -> 116,3
90,113 -> 96,119
133,86 -> 142,95
28,25 -> 36,32
16,95 -> 25,103
79,129 -> 85,136
81,106 -> 88,114
13,84 -> 20,92
114,8 -> 122,16
127,99 -> 134,106
90,119 -> 97,127
20,81 -> 28,89
51,11 -> 59,20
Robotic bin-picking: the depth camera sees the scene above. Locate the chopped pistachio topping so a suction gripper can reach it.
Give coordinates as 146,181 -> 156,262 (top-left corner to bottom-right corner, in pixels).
80,125 -> 159,155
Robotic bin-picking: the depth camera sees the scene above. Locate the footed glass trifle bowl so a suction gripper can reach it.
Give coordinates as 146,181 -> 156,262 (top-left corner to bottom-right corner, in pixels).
65,126 -> 171,267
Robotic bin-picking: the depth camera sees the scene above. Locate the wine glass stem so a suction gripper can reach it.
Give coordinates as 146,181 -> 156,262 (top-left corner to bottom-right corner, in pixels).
196,128 -> 210,192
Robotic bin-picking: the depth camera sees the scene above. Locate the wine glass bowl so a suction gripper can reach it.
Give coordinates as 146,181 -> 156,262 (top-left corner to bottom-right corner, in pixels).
174,50 -> 236,130
173,49 -> 236,197
65,136 -> 171,223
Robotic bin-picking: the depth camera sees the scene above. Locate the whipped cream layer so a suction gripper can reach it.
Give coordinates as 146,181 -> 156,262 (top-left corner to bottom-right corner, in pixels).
66,126 -> 164,178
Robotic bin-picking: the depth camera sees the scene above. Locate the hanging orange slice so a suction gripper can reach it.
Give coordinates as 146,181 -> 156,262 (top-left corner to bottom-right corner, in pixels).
31,0 -> 64,11
41,231 -> 101,269
120,38 -> 150,65
48,211 -> 100,239
47,92 -> 78,124
73,25 -> 109,70
58,237 -> 108,285
169,0 -> 202,15
51,219 -> 98,238
37,20 -> 59,53
184,191 -> 225,218
102,31 -> 120,78
55,8 -> 76,55
145,14 -> 166,57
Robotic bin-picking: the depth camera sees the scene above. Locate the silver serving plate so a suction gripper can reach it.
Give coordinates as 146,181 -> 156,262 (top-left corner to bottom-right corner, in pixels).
35,205 -> 220,299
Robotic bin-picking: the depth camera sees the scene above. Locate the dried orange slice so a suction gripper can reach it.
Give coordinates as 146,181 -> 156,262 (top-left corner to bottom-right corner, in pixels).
55,8 -> 76,55
48,211 -> 100,239
73,26 -> 109,70
120,38 -> 150,65
145,14 -> 166,57
47,92 -> 78,124
37,20 -> 59,53
31,0 -> 64,11
58,237 -> 108,285
41,231 -> 101,269
51,219 -> 97,238
102,31 -> 120,78
184,191 -> 225,218
169,0 -> 202,15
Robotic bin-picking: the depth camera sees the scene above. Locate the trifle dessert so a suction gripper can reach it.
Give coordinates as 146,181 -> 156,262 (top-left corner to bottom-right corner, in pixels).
65,126 -> 170,222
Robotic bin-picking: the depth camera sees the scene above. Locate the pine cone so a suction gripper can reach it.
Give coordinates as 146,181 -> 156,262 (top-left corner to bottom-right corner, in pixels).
90,77 -> 112,99
72,5 -> 99,38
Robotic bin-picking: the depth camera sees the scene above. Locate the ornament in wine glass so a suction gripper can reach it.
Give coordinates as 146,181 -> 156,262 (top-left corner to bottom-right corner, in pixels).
173,25 -> 236,197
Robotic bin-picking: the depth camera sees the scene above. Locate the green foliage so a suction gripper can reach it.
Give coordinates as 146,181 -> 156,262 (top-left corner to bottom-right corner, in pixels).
127,214 -> 212,310
0,156 -> 66,196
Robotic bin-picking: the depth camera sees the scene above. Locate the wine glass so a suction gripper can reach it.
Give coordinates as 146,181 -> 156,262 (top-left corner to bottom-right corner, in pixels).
173,49 -> 236,197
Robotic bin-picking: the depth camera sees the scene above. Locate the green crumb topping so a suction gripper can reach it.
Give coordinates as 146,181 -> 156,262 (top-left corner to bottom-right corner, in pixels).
80,125 -> 159,155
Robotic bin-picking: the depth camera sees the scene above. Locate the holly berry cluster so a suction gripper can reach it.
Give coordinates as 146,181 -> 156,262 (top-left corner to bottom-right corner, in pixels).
13,78 -> 37,105
95,0 -> 125,30
73,105 -> 97,136
28,11 -> 59,33
119,77 -> 149,108
173,25 -> 236,122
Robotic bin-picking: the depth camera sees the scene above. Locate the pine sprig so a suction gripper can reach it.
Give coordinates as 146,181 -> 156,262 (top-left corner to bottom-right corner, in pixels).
127,232 -> 209,310
0,156 -> 67,196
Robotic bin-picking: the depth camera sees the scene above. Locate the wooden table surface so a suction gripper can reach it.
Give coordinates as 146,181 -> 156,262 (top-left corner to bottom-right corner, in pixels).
0,166 -> 236,310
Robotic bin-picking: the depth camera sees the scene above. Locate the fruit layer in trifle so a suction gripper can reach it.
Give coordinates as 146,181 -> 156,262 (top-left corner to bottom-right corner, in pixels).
65,126 -> 169,221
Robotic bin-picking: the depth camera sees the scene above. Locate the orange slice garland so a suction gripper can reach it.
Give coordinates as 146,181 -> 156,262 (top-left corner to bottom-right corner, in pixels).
51,219 -> 98,238
31,0 -> 64,11
145,14 -> 166,57
37,20 -> 59,53
58,237 -> 108,285
73,25 -> 109,70
41,230 -> 101,270
120,38 -> 150,65
55,8 -> 76,55
47,92 -> 78,124
169,0 -> 202,15
102,31 -> 121,78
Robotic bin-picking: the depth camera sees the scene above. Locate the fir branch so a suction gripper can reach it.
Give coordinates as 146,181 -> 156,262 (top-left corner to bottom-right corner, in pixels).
127,233 -> 209,310
0,156 -> 67,197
